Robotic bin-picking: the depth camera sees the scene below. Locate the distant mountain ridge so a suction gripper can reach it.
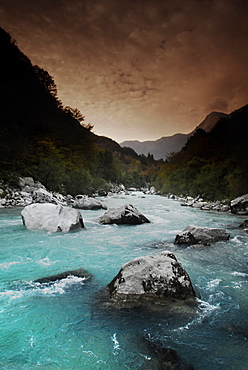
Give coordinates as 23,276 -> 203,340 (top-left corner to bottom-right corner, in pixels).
120,111 -> 228,160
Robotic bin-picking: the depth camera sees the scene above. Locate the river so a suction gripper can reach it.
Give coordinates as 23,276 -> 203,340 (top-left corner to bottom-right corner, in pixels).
0,193 -> 247,369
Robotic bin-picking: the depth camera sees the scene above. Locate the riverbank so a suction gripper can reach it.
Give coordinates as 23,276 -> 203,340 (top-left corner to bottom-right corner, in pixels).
2,176 -> 248,219
167,193 -> 231,212
0,176 -> 157,208
166,192 -> 248,217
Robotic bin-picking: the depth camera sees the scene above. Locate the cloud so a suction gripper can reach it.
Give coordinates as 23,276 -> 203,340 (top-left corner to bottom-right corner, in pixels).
1,0 -> 248,141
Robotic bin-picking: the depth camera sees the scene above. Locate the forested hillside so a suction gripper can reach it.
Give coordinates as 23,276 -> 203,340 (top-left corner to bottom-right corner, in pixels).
153,105 -> 248,200
0,27 -> 158,195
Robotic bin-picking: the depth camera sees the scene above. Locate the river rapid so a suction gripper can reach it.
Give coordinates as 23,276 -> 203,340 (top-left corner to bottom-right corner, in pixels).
0,193 -> 248,369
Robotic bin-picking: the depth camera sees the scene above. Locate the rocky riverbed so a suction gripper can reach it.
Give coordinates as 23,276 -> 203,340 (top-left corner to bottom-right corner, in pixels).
0,177 -> 156,208
167,192 -> 248,216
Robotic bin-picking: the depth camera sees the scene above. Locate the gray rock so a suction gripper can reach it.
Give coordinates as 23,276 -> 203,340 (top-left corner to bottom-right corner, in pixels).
34,181 -> 46,189
239,220 -> 248,229
22,185 -> 37,193
0,179 -> 68,208
32,188 -> 53,203
107,252 -> 195,308
21,203 -> 84,232
219,205 -> 230,212
17,177 -> 26,188
142,337 -> 195,370
34,268 -> 92,284
73,195 -> 107,210
192,201 -> 207,208
230,194 -> 248,215
175,225 -> 230,245
201,203 -> 213,211
17,191 -> 33,206
180,197 -> 231,212
23,177 -> 35,187
97,203 -> 150,225
149,186 -> 157,194
66,194 -> 74,204
239,220 -> 248,233
52,192 -> 67,205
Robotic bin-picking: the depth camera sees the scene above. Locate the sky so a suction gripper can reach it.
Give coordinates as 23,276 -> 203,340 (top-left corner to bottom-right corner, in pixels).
1,0 -> 248,143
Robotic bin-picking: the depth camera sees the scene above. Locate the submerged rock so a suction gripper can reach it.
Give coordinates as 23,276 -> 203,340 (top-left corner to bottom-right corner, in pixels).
230,194 -> 248,215
106,251 -> 195,308
142,336 -> 195,370
97,203 -> 150,225
239,219 -> 248,228
239,220 -> 248,233
73,195 -> 107,210
21,203 -> 84,232
34,268 -> 92,284
175,225 -> 230,245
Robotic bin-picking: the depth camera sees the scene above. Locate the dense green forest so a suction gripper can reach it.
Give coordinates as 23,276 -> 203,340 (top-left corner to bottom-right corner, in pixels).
1,27 -> 247,200
153,105 -> 248,200
0,27 -> 158,195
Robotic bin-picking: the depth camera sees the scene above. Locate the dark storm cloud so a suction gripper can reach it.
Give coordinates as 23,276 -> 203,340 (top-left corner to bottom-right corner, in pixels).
1,0 -> 248,141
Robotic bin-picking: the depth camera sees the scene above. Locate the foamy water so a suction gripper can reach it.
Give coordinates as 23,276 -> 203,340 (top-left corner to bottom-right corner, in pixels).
0,194 -> 248,369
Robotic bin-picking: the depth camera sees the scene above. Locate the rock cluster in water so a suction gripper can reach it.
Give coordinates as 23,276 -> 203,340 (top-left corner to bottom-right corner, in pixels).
168,194 -> 231,212
107,251 -> 195,308
0,177 -> 68,208
168,193 -> 248,216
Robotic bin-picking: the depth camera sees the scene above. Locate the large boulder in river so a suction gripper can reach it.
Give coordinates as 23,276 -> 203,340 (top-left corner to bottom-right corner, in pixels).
175,225 -> 230,245
73,195 -> 107,210
21,203 -> 84,232
230,194 -> 248,215
97,203 -> 150,225
107,252 -> 195,308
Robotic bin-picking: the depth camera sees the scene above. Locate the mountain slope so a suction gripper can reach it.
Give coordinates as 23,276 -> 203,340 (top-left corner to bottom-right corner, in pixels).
153,104 -> 248,199
121,133 -> 190,159
194,111 -> 228,132
0,27 -> 157,193
121,111 -> 228,160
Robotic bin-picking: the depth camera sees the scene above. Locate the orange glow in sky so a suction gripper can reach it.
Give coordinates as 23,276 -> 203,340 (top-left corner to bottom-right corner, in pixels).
1,0 -> 248,142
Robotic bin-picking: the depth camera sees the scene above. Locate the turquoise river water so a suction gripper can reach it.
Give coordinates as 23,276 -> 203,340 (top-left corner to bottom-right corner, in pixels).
0,193 -> 248,369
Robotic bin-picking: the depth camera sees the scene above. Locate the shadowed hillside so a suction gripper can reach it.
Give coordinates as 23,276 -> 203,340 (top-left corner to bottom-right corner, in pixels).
153,105 -> 248,200
0,27 -> 157,194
